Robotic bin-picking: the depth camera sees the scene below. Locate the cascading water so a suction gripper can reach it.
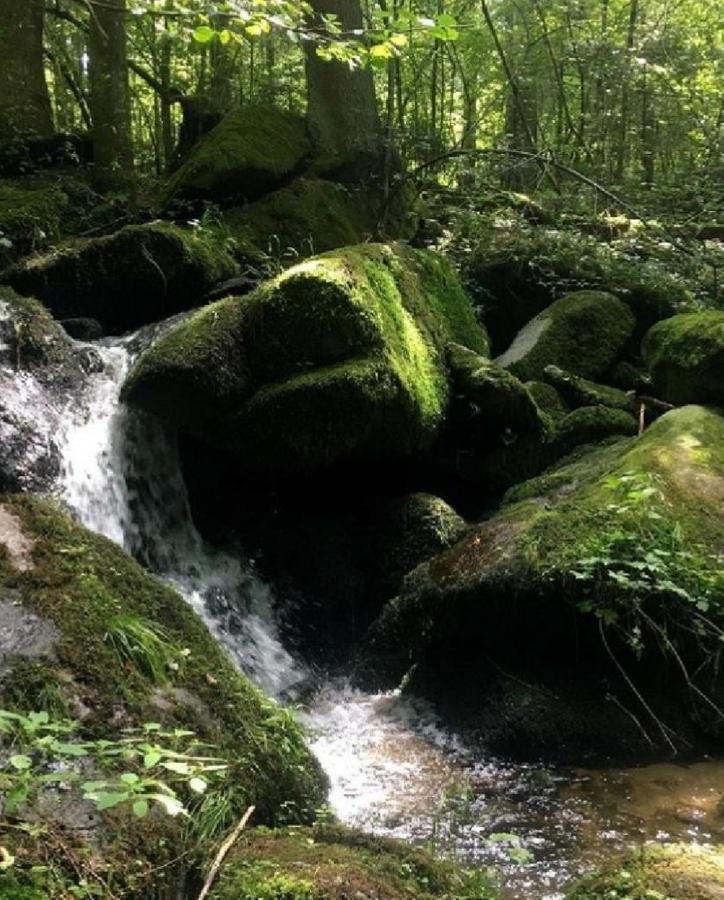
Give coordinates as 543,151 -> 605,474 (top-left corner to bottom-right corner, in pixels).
51,324 -> 724,900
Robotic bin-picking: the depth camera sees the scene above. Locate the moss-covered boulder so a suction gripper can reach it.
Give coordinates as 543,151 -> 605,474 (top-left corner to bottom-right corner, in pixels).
556,405 -> 638,448
642,310 -> 724,405
162,105 -> 311,206
459,227 -> 692,354
447,342 -> 546,439
2,221 -> 239,333
359,406 -> 724,759
495,290 -> 635,382
123,243 -> 489,475
566,844 -> 724,899
0,495 -> 327,896
210,825 -> 498,900
525,380 -> 569,423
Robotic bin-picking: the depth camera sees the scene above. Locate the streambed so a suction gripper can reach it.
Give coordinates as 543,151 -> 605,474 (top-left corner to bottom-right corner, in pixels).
52,328 -> 724,899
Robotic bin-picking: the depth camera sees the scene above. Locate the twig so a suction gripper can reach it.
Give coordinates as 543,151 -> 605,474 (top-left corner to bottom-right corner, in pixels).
197,805 -> 255,900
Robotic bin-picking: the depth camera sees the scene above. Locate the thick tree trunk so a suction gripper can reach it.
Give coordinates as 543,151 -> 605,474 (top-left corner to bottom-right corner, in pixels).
0,0 -> 54,140
304,0 -> 382,180
88,0 -> 133,188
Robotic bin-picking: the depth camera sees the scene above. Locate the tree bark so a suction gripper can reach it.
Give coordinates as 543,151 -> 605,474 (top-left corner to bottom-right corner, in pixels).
304,0 -> 382,180
0,0 -> 54,140
88,0 -> 133,188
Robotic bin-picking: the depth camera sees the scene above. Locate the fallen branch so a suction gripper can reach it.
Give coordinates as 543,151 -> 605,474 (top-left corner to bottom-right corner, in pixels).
197,805 -> 255,900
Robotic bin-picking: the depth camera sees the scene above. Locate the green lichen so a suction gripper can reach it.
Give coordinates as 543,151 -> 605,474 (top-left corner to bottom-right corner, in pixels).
497,291 -> 635,382
642,310 -> 724,404
123,243 -> 489,473
566,843 -> 724,899
210,825 -> 499,900
162,105 -> 311,205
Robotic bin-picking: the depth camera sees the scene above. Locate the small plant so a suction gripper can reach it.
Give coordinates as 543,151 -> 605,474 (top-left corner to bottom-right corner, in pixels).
104,613 -> 178,684
0,710 -> 228,821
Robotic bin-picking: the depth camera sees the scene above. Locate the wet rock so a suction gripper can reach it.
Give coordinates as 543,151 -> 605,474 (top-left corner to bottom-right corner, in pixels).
60,317 -> 103,341
0,288 -> 86,492
556,404 -> 638,448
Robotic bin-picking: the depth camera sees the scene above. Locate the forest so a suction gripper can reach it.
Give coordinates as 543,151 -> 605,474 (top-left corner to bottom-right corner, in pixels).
0,0 -> 722,898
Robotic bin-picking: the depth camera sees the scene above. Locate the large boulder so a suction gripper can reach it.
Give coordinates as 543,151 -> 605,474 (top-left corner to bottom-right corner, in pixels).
360,406 -> 724,759
495,290 -> 635,382
0,495 -> 327,896
2,221 -> 239,333
162,105 -> 311,206
210,825 -> 498,900
0,287 -> 88,492
122,243 -> 489,476
642,310 -> 724,405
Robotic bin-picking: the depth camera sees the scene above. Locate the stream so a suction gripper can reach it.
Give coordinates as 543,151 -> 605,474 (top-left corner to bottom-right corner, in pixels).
51,327 -> 724,899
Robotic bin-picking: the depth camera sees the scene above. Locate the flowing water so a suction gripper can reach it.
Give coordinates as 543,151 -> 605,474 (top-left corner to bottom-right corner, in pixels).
50,327 -> 724,899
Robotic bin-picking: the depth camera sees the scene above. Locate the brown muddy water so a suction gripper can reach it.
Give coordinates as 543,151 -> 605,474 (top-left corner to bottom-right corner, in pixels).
307,685 -> 724,899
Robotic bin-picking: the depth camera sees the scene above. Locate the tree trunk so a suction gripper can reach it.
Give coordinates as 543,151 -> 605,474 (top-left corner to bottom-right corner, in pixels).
88,0 -> 133,188
0,0 -> 54,140
304,0 -> 382,180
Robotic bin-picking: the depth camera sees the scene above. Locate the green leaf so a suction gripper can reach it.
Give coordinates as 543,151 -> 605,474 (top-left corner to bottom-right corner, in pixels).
189,777 -> 207,794
193,25 -> 215,43
132,799 -> 149,817
120,772 -> 140,786
150,793 -> 186,817
93,792 -> 130,811
144,750 -> 162,769
9,754 -> 32,771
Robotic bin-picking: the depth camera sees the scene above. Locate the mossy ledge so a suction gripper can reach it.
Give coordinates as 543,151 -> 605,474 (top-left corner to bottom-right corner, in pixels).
123,242 -> 489,475
0,495 -> 327,896
210,824 -> 498,900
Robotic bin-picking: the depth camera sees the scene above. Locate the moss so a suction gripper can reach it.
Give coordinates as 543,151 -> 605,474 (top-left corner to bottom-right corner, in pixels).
496,291 -> 635,382
4,221 -> 239,334
211,825 -> 498,900
162,105 -> 311,205
0,179 -> 68,263
525,380 -> 569,422
124,243 -> 489,473
225,178 -> 370,256
459,226 -> 694,354
362,407 -> 724,754
566,844 -> 724,899
0,494 -> 327,890
642,310 -> 724,404
556,405 -> 638,448
447,342 -> 544,437
0,873 -> 48,900
543,365 -> 633,410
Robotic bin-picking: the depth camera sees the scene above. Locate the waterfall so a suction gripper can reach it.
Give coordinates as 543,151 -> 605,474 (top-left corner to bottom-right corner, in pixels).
57,328 -> 304,700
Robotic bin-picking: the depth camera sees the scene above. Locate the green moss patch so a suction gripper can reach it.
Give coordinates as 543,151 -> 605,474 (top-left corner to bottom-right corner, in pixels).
211,825 -> 498,900
566,844 -> 724,899
162,105 -> 311,205
496,290 -> 635,382
123,243 -> 488,474
642,310 -> 724,405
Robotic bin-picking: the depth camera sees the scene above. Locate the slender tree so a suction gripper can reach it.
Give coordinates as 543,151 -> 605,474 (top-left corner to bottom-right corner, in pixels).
88,0 -> 133,187
0,0 -> 54,140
